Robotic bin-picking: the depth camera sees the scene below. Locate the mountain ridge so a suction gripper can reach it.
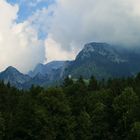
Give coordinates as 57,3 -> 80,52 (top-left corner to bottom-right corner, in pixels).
0,66 -> 31,88
1,42 -> 140,88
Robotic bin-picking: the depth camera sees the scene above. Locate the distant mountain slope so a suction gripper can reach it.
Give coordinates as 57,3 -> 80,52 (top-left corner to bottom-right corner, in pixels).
1,42 -> 140,89
25,61 -> 67,88
0,61 -> 67,89
29,61 -> 66,77
64,42 -> 140,79
0,66 -> 31,88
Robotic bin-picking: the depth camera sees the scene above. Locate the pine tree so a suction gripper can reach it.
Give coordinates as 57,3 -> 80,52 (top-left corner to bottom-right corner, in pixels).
88,76 -> 98,91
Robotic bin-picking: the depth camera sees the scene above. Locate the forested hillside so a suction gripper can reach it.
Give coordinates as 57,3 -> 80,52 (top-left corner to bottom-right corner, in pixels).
0,74 -> 140,140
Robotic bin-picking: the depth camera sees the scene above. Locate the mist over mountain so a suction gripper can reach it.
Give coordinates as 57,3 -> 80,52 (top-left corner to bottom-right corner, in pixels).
64,42 -> 140,79
28,61 -> 66,77
1,42 -> 140,89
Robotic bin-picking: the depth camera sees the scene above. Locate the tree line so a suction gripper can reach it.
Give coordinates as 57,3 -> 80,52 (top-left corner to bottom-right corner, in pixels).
0,74 -> 140,139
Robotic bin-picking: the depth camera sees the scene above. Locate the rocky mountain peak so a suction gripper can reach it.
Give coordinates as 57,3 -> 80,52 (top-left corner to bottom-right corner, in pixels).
76,42 -> 126,63
4,66 -> 20,74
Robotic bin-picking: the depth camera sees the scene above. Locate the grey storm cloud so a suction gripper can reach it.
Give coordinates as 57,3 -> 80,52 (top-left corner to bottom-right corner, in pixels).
45,0 -> 140,53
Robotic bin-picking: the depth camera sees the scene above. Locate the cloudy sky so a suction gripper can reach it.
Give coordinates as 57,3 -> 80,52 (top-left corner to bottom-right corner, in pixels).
0,0 -> 140,73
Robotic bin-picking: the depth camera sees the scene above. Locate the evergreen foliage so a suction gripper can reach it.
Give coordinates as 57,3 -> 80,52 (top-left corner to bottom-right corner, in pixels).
0,74 -> 140,139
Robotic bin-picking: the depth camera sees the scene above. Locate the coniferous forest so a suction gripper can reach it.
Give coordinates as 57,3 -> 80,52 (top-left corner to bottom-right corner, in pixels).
0,74 -> 140,140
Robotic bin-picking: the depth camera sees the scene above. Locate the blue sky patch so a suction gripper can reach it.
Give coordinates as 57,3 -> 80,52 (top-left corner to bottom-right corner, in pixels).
7,0 -> 55,22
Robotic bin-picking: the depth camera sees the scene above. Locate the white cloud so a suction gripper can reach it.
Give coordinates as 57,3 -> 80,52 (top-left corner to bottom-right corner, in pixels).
1,0 -> 140,72
41,0 -> 140,62
0,0 -> 45,73
29,7 -> 52,35
45,36 -> 77,62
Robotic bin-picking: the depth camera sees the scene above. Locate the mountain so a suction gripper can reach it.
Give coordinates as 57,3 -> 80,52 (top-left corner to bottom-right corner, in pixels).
1,42 -> 140,89
63,42 -> 140,79
0,61 -> 67,89
25,61 -> 67,88
0,66 -> 31,88
29,61 -> 66,77
23,73 -> 49,89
